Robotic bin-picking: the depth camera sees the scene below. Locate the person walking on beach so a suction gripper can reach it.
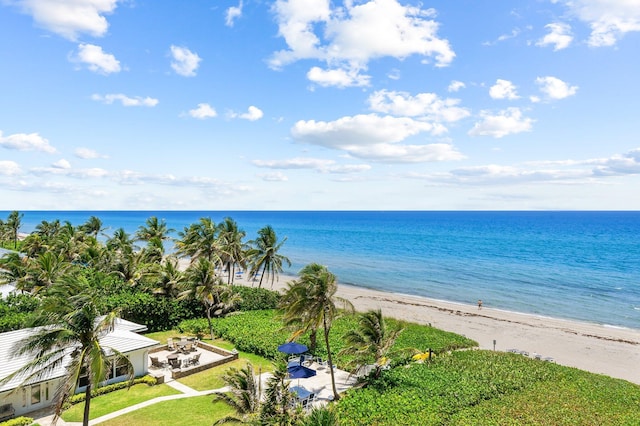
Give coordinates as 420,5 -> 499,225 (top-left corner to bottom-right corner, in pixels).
477,299 -> 483,310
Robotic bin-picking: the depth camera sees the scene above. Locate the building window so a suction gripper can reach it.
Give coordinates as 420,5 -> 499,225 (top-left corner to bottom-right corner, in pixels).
31,384 -> 41,405
114,356 -> 130,378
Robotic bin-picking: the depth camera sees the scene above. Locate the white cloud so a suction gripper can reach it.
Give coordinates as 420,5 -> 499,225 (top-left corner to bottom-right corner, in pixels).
91,93 -> 159,107
189,103 -> 217,119
258,172 -> 289,181
170,45 -> 201,77
75,147 -> 109,159
73,43 -> 121,74
561,0 -> 640,47
229,106 -> 264,121
253,157 -> 336,170
0,131 -> 56,153
270,0 -> 454,87
226,1 -> 243,27
535,76 -> 578,100
468,108 -> 534,138
0,160 -> 21,175
448,80 -> 465,92
592,148 -> 640,175
537,22 -> 573,50
307,66 -> 371,88
7,0 -> 119,40
291,114 -> 464,163
367,90 -> 470,122
489,79 -> 519,100
52,159 -> 71,169
253,157 -> 372,173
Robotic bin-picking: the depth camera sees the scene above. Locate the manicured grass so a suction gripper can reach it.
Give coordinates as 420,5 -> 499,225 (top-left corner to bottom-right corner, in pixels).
178,355 -> 274,391
61,383 -> 180,422
100,397 -> 236,426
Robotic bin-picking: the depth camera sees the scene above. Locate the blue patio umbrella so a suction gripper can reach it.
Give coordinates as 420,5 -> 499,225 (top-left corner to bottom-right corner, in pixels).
277,341 -> 308,355
287,364 -> 317,379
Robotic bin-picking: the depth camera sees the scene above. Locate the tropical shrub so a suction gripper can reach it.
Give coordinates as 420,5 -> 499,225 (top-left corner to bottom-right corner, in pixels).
232,285 -> 280,311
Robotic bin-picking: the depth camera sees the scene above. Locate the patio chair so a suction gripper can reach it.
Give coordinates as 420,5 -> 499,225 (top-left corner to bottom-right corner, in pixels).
167,338 -> 175,350
182,342 -> 193,354
191,353 -> 201,365
168,357 -> 181,370
150,356 -> 167,369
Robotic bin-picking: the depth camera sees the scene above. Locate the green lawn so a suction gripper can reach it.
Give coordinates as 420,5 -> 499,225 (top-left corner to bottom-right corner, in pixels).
178,355 -> 274,391
61,383 -> 180,422
100,397 -> 236,426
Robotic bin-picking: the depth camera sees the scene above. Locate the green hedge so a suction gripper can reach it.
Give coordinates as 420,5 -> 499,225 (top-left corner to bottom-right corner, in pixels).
0,417 -> 34,426
231,285 -> 281,311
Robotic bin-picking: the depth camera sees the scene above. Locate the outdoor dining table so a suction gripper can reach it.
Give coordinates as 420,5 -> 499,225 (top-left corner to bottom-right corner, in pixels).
290,385 -> 312,400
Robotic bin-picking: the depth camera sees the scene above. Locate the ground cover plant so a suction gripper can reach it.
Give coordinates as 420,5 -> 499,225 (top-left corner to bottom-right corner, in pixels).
334,350 -> 640,425
61,383 -> 180,422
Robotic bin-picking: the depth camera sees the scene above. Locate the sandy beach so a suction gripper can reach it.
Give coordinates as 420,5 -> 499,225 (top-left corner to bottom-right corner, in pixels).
234,273 -> 640,386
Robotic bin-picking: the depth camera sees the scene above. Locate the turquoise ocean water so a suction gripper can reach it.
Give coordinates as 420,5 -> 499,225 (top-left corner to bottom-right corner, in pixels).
5,210 -> 640,330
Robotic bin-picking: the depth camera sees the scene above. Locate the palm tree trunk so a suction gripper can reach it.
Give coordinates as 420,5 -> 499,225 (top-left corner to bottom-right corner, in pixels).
258,263 -> 267,288
309,329 -> 318,353
323,311 -> 339,401
83,382 -> 92,426
206,307 -> 215,341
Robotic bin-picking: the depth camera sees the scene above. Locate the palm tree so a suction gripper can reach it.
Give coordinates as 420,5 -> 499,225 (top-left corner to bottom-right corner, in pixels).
5,210 -> 23,249
80,216 -> 106,240
151,256 -> 184,299
212,362 -> 261,424
217,217 -> 247,284
0,252 -> 32,293
135,216 -> 174,256
179,258 -> 239,340
259,360 -> 297,425
247,225 -> 291,288
280,263 -> 353,401
0,276 -> 134,426
174,217 -> 221,265
339,309 -> 404,379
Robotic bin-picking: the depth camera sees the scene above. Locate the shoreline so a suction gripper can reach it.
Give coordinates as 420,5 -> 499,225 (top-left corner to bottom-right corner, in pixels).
233,272 -> 640,385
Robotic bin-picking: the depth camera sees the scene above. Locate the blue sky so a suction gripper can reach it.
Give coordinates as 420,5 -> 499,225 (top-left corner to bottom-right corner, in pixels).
1,0 -> 639,210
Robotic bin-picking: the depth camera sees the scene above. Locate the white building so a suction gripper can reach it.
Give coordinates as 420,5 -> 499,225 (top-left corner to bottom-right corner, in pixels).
0,318 -> 158,420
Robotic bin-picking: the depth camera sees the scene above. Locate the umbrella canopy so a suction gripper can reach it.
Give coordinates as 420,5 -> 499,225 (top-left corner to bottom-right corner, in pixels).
277,341 -> 308,354
287,364 -> 317,379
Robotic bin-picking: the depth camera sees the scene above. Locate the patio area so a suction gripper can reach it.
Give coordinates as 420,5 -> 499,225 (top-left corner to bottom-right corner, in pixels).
148,340 -> 238,381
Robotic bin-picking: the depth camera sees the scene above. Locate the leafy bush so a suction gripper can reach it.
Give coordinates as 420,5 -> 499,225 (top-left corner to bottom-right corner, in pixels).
0,294 -> 40,332
231,285 -> 280,311
0,417 -> 34,426
101,291 -> 198,332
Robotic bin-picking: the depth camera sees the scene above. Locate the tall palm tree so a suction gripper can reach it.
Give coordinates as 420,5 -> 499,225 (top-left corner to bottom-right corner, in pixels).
0,276 -> 134,426
6,210 -> 23,249
339,309 -> 404,379
0,252 -> 32,293
217,217 -> 247,284
280,263 -> 353,401
80,216 -> 107,240
247,225 -> 291,288
174,217 -> 221,265
212,362 -> 261,424
179,258 -> 238,340
135,216 -> 174,256
151,256 -> 184,299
